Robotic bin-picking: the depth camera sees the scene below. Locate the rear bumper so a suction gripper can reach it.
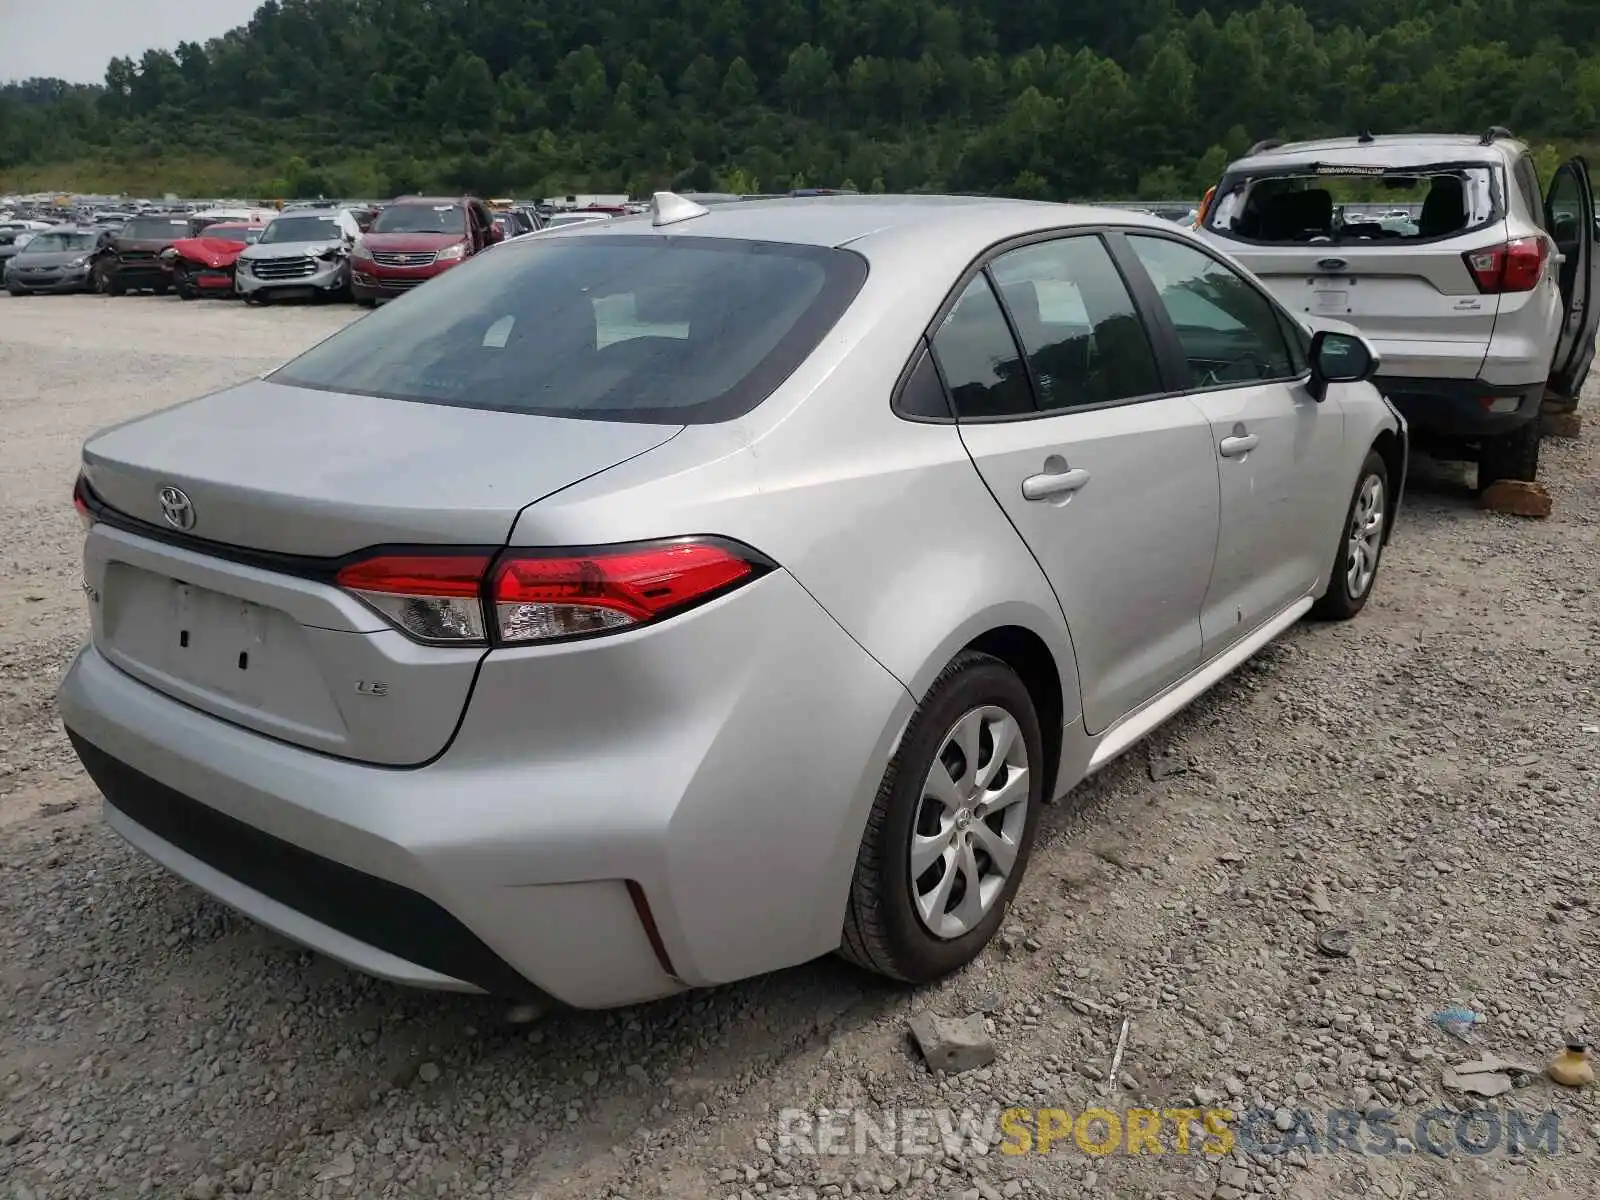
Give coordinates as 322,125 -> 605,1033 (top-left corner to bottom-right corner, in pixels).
1376,376 -> 1543,439
57,569 -> 912,1008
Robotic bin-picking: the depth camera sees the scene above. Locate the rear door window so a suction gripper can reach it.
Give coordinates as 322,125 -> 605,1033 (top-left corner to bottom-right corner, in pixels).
988,236 -> 1163,410
270,235 -> 867,424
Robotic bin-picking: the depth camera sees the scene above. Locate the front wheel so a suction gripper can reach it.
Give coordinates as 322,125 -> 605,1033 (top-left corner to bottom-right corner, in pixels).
1313,450 -> 1389,621
6,283 -> 24,297
839,651 -> 1043,983
1477,419 -> 1540,488
174,266 -> 196,300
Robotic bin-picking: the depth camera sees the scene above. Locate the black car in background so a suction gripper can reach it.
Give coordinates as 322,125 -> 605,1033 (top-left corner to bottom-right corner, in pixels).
90,214 -> 196,295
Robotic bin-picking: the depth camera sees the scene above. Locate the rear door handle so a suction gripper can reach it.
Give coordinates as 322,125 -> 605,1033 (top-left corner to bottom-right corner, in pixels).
1021,466 -> 1091,501
1219,433 -> 1259,458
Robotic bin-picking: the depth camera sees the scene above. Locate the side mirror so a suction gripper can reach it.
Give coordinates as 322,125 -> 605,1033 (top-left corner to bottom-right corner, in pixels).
1307,329 -> 1378,401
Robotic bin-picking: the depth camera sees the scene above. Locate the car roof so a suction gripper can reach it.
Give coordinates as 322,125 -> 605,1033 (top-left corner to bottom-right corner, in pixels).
1229,133 -> 1520,173
390,195 -> 473,206
529,193 -> 1183,258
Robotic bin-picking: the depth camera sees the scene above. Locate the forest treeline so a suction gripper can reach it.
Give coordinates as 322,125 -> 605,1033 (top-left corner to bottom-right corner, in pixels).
1,0 -> 1598,198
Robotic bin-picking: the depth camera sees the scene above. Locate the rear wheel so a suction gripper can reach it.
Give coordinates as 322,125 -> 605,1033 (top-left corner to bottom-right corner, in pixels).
1313,450 -> 1389,621
1477,420 -> 1540,487
839,651 -> 1042,983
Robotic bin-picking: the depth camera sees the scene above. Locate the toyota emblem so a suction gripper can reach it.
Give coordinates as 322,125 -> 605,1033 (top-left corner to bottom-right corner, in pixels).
157,485 -> 196,531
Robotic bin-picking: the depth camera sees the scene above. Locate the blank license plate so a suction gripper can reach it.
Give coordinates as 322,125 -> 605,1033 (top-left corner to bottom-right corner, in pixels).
104,568 -> 271,704
1312,289 -> 1349,314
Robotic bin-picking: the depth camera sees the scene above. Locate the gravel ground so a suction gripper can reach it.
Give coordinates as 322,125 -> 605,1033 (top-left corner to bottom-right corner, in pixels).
0,293 -> 1596,1200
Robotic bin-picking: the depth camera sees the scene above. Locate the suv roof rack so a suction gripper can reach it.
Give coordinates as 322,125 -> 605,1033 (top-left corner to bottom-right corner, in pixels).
1246,138 -> 1284,156
1357,130 -> 1376,144
1480,125 -> 1514,145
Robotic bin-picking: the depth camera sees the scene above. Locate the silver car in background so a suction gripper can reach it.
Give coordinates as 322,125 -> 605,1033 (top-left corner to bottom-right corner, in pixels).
236,208 -> 361,303
60,193 -> 1404,1009
1199,131 -> 1599,486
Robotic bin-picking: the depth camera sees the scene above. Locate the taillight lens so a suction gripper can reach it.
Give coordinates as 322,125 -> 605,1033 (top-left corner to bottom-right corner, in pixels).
334,539 -> 767,646
336,553 -> 492,643
492,541 -> 759,643
1463,236 -> 1547,293
72,473 -> 94,530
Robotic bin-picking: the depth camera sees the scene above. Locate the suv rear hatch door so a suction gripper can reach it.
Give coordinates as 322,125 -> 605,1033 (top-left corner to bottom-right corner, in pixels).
80,379 -> 679,765
1205,164 -> 1505,378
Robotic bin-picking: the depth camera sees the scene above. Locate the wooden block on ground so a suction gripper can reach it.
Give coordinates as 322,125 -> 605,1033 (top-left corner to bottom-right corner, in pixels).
1481,479 -> 1553,518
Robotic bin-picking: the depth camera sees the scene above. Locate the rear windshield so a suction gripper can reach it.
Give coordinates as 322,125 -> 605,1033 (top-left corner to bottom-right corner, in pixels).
204,227 -> 257,244
1206,164 -> 1499,244
372,204 -> 465,234
273,235 -> 867,423
123,217 -> 193,240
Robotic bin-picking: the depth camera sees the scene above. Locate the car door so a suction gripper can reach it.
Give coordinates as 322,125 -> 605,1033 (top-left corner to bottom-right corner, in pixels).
1545,158 -> 1600,400
943,233 -> 1222,735
1117,231 -> 1346,657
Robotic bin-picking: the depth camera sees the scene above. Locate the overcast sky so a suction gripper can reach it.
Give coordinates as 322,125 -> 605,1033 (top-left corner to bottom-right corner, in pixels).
0,0 -> 262,85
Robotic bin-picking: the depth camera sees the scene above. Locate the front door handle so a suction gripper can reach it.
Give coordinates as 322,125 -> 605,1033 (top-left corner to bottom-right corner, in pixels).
1219,433 -> 1259,458
1021,466 -> 1091,501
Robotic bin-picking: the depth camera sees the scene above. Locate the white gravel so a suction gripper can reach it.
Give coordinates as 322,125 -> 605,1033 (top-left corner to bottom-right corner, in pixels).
1,293 -> 1596,1200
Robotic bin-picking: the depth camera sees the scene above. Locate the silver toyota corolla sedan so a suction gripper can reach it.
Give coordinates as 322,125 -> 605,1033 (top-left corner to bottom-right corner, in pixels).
59,193 -> 1407,1009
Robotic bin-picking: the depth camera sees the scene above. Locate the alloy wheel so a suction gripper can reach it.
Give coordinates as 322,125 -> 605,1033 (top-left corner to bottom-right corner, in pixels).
1346,473 -> 1385,598
910,705 -> 1030,939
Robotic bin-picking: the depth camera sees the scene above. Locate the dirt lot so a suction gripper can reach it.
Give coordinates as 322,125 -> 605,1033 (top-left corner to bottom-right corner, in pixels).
1,293 -> 1597,1200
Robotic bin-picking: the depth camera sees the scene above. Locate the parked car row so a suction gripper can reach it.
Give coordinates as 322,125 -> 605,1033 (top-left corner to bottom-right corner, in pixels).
0,195 -> 579,304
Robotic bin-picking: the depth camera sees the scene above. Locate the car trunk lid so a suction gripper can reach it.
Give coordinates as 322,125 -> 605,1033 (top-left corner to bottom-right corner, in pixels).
80,379 -> 680,764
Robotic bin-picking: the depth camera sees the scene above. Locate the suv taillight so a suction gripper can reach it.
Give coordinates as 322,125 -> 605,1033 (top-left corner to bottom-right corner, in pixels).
1463,236 -> 1547,294
335,539 -> 769,646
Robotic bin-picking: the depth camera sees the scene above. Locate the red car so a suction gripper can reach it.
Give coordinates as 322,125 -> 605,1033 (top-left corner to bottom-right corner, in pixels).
162,223 -> 265,299
350,195 -> 501,305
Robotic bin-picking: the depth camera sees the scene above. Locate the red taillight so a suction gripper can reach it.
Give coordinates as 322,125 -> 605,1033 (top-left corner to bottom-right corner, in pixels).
1463,236 -> 1547,294
72,473 -> 94,530
491,541 -> 759,643
335,553 -> 492,643
334,540 -> 766,646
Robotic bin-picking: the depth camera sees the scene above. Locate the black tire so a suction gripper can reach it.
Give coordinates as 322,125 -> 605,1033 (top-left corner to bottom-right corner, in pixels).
175,266 -> 196,300
6,283 -> 24,297
356,296 -> 377,308
1476,419 -> 1540,488
107,273 -> 125,297
839,651 -> 1043,983
153,280 -> 170,296
1312,450 -> 1390,621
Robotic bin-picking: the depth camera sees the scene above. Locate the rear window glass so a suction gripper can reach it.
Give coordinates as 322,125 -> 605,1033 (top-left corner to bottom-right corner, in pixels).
1206,165 -> 1498,244
271,234 -> 868,423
